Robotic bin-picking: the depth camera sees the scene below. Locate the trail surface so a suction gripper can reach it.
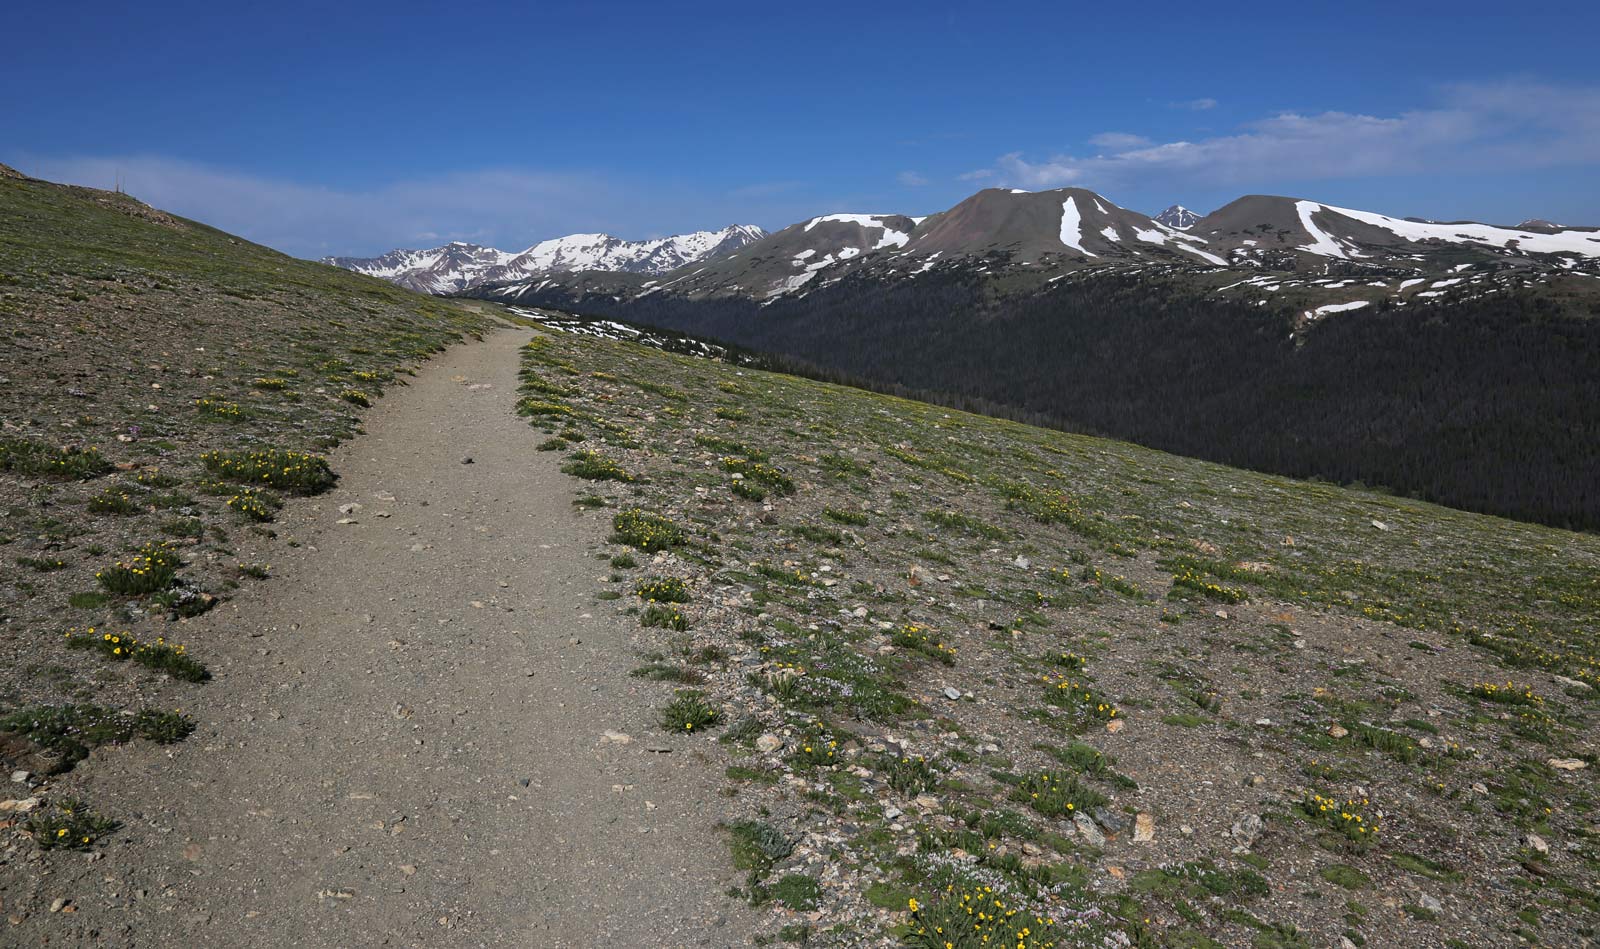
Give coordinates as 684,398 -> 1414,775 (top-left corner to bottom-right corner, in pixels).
33,328 -> 752,948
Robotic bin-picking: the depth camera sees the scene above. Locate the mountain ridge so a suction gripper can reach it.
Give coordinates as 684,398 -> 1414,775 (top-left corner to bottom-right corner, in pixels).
324,224 -> 766,293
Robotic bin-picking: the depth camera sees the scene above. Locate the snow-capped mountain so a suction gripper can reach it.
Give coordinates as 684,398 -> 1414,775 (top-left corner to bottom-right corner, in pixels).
1154,205 -> 1201,229
466,187 -> 1600,315
324,225 -> 766,294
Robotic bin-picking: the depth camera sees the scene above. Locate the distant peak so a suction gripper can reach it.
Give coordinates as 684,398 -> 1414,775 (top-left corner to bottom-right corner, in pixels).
1154,204 -> 1201,229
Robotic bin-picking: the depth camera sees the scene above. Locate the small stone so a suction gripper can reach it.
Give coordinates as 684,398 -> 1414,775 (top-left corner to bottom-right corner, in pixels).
1371,519 -> 1391,531
1105,719 -> 1124,734
336,518 -> 358,525
941,687 -> 962,701
755,734 -> 784,754
1179,823 -> 1194,836
49,898 -> 68,913
1547,758 -> 1588,771
1012,555 -> 1030,569
601,731 -> 632,745
1328,724 -> 1349,738
1230,814 -> 1264,849
1418,893 -> 1442,914
1073,812 -> 1105,847
338,503 -> 363,515
399,865 -> 417,876
460,457 -> 473,465
1254,718 -> 1273,727
883,806 -> 903,820
1471,782 -> 1489,794
1215,610 -> 1230,620
913,795 -> 940,811
1133,813 -> 1155,843
8,771 -> 28,784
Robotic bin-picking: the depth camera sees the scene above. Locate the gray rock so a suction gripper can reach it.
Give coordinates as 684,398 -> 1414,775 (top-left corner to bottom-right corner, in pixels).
1418,893 -> 1442,914
1073,812 -> 1105,847
1092,807 -> 1129,834
941,687 -> 962,701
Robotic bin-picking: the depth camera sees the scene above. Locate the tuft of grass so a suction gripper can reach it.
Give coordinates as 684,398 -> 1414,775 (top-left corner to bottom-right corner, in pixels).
0,438 -> 113,480
0,703 -> 195,766
659,690 -> 720,733
23,797 -> 118,851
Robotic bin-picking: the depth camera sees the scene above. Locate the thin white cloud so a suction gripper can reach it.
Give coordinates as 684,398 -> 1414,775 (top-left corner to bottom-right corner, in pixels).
1087,132 -> 1152,151
1175,97 -> 1218,111
974,81 -> 1600,192
898,170 -> 930,186
14,154 -> 615,258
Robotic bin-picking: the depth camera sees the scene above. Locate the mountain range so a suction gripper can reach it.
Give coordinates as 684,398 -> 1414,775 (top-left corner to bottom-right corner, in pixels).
323,224 -> 766,294
438,187 -> 1599,318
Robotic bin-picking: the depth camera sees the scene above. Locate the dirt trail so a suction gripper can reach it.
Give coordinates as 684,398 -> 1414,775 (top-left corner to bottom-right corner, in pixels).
29,328 -> 753,947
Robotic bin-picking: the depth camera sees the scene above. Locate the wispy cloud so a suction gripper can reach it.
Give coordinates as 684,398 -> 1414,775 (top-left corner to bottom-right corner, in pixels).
975,81 -> 1600,192
15,154 -> 621,258
1173,97 -> 1218,111
897,170 -> 930,187
1087,132 -> 1152,151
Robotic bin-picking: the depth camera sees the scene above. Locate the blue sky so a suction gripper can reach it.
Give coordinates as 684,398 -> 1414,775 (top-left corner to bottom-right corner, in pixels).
5,0 -> 1599,257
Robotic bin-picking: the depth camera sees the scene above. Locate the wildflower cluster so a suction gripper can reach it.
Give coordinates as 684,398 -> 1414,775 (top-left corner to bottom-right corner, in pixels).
1013,769 -> 1108,819
350,369 -> 387,384
891,623 -> 957,665
516,398 -> 576,418
0,438 -> 113,480
95,543 -> 181,595
86,489 -> 141,515
561,449 -> 632,482
886,754 -> 942,796
338,388 -> 372,407
64,627 -> 209,681
194,397 -> 243,419
755,561 -> 813,587
636,576 -> 691,603
1470,681 -> 1544,707
201,448 -> 335,494
905,887 -> 1064,949
1044,651 -> 1087,671
1041,673 -> 1119,723
1301,791 -> 1381,850
719,457 -> 795,495
640,602 -> 688,630
251,377 -> 289,390
612,508 -> 686,551
1170,569 -> 1247,603
788,723 -> 841,769
23,797 -> 118,851
228,488 -> 283,522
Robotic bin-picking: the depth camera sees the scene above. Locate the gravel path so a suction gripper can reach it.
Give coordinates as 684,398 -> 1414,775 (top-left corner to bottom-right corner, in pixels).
19,328 -> 754,947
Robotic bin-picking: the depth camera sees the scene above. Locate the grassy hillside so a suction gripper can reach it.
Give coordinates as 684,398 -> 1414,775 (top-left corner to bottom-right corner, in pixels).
0,168 -> 492,809
490,268 -> 1600,530
511,315 -> 1599,947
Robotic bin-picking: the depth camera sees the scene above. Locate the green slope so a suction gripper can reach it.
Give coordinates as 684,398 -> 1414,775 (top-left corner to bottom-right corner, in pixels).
0,168 -> 493,799
513,315 -> 1600,947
